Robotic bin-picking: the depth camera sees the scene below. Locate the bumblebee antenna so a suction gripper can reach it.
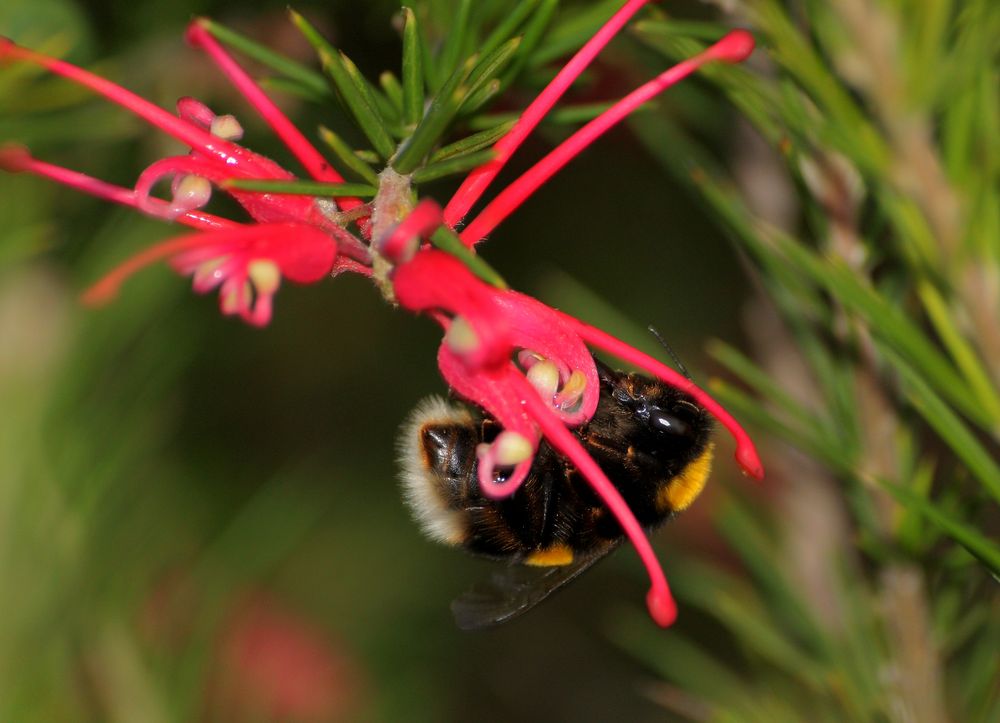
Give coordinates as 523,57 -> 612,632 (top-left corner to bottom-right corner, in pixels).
647,325 -> 692,380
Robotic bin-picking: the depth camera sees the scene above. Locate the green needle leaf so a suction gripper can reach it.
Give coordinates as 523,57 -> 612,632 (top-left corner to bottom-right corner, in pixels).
401,7 -> 425,127
896,460 -> 936,554
608,609 -> 751,707
478,0 -> 541,58
379,71 -> 404,114
716,500 -> 829,650
259,76 -> 328,104
290,10 -> 397,160
885,348 -> 1000,503
917,280 -> 1000,424
430,120 -> 515,162
501,0 -> 558,84
355,149 -> 381,164
708,380 -> 852,475
465,37 -> 522,100
437,0 -> 472,87
391,55 -> 477,174
708,340 -> 841,447
317,126 -> 379,184
200,18 -> 330,100
412,149 -> 496,183
221,179 -> 376,197
527,0 -> 606,68
429,227 -> 508,290
468,101 -> 639,130
878,480 -> 1000,578
461,79 -> 503,115
336,51 -> 399,156
758,226 -> 992,431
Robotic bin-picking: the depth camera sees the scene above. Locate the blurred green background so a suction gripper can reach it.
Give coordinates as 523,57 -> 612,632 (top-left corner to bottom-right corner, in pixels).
4,0 -> 997,721
1,1 -> 750,720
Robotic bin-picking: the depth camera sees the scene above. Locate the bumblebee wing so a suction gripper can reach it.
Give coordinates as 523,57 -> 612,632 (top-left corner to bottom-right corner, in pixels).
451,544 -> 619,630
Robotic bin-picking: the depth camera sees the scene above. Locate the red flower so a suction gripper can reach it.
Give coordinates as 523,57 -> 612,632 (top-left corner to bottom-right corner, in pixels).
1,5 -> 760,626
0,26 -> 370,326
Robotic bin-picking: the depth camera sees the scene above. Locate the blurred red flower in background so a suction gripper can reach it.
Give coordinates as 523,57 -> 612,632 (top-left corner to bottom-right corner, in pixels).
208,594 -> 364,723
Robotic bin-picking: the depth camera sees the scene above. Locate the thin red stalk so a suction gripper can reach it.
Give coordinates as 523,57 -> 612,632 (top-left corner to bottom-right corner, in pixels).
81,223 -> 299,305
512,368 -> 677,626
565,313 -> 764,479
0,146 -> 235,231
0,39 -> 253,169
459,30 -> 755,245
186,20 -> 363,213
442,0 -> 654,230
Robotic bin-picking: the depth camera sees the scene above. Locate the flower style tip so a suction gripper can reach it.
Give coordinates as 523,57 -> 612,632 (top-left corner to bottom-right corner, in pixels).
647,586 -> 678,628
736,444 -> 765,481
710,29 -> 756,64
185,16 -> 213,44
0,143 -> 28,172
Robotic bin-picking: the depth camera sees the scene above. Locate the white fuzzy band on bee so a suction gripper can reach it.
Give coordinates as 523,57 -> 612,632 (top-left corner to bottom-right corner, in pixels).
398,396 -> 471,546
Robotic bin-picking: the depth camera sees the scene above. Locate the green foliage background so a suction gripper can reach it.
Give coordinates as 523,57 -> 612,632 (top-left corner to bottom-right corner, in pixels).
1,0 -> 996,721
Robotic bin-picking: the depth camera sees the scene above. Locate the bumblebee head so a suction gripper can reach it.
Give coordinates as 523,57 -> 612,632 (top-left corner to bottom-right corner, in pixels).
595,359 -> 715,511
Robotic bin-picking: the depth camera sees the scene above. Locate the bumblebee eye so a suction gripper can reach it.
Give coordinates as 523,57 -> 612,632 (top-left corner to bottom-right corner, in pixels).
648,408 -> 688,436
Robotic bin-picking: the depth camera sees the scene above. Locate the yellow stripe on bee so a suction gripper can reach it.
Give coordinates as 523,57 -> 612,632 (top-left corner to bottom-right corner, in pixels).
658,443 -> 715,512
525,544 -> 574,567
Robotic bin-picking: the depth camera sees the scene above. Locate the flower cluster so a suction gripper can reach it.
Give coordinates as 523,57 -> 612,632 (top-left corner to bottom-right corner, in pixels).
0,2 -> 760,626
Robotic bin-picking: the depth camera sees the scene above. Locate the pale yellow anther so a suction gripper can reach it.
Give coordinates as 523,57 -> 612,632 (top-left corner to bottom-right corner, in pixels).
493,431 -> 533,466
445,316 -> 479,354
220,282 -> 245,314
173,175 -> 212,210
210,114 -> 244,140
526,359 -> 560,399
556,370 -> 587,409
192,257 -> 228,288
248,260 -> 281,295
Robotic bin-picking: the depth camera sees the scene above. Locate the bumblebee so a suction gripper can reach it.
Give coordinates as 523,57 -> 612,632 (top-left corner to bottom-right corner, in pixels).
399,358 -> 715,629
